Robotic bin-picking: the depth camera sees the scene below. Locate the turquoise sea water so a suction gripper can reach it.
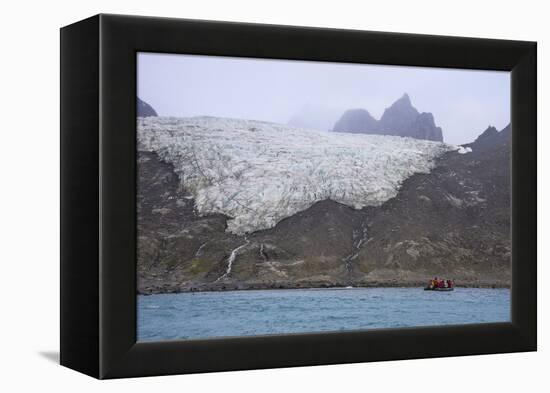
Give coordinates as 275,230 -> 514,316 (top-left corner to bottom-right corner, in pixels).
137,287 -> 510,342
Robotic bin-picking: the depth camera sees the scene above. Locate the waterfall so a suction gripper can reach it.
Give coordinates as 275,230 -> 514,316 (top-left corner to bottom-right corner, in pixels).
342,222 -> 368,280
215,237 -> 250,282
259,243 -> 268,262
195,242 -> 208,257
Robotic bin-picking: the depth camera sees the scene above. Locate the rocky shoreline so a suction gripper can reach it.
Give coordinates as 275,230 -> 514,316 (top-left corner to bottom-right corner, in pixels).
139,281 -> 511,295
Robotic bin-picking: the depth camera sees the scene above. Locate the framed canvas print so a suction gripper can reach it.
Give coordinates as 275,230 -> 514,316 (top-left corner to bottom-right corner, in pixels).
60,14 -> 536,379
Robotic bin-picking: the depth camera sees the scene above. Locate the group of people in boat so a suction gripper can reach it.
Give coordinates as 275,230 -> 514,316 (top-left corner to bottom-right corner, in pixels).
427,277 -> 454,289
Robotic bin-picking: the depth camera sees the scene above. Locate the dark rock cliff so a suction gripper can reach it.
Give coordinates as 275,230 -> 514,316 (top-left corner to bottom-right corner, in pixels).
333,94 -> 444,142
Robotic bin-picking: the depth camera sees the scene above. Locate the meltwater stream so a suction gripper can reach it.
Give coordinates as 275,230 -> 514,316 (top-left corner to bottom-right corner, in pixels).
137,287 -> 510,342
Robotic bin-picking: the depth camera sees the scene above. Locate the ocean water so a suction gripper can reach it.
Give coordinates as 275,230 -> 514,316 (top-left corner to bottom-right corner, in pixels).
137,287 -> 510,342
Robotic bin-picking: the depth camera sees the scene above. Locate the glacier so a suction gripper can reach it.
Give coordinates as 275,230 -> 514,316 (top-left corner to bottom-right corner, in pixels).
138,116 -> 458,234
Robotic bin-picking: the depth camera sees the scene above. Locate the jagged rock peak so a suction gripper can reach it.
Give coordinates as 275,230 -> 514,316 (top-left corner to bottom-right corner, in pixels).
393,93 -> 412,107
379,94 -> 419,125
475,125 -> 499,142
332,93 -> 444,142
137,97 -> 158,117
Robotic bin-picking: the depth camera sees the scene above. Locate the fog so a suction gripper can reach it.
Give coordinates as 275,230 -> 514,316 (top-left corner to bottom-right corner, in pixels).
137,52 -> 510,145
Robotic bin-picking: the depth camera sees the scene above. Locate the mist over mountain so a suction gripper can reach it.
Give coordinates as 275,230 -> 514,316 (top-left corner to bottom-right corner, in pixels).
332,109 -> 379,134
333,94 -> 444,142
287,104 -> 341,131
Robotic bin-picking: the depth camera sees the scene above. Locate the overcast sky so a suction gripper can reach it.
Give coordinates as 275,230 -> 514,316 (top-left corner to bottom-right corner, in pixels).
138,52 -> 510,145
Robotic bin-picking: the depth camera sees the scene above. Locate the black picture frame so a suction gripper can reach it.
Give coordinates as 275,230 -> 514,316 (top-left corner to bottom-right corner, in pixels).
60,14 -> 537,379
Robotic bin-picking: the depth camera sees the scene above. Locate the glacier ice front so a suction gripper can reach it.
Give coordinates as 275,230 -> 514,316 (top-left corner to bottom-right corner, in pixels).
138,116 -> 457,234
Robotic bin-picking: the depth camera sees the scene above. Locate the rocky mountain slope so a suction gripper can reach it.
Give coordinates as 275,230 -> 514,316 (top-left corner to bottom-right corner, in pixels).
351,124 -> 511,287
137,118 -> 510,293
333,94 -> 444,142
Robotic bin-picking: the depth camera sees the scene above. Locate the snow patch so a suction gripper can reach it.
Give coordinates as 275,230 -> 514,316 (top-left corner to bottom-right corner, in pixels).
457,146 -> 473,154
138,116 -> 456,234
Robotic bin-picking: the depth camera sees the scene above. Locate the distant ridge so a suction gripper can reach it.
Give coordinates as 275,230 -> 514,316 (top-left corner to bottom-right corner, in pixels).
333,93 -> 444,142
137,97 -> 158,117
